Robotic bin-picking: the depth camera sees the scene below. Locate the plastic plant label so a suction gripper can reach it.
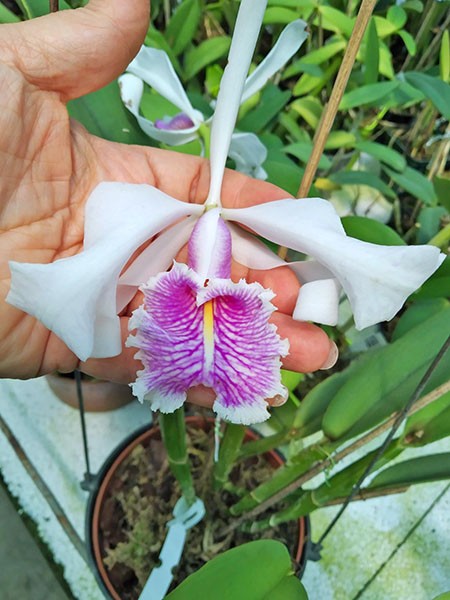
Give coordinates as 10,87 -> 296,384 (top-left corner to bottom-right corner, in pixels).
138,497 -> 206,600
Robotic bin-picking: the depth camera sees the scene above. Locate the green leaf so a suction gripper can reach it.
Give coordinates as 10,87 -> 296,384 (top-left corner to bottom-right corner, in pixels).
398,30 -> 416,56
238,85 -> 291,132
263,6 -> 300,24
434,176 -> 450,212
387,5 -> 407,29
440,30 -> 450,83
184,36 -> 231,79
393,298 -> 450,341
312,441 -> 403,506
283,40 -> 346,79
0,3 -> 21,22
413,257 -> 450,300
317,6 -> 354,37
145,27 -> 182,73
290,97 -> 323,129
293,370 -> 351,436
342,216 -> 405,246
364,19 -> 379,85
264,156 -> 304,196
368,454 -> 450,490
324,131 -> 356,150
340,81 -> 400,110
281,369 -> 303,392
165,0 -> 201,56
329,171 -> 396,199
17,0 -> 71,18
293,58 -> 339,97
140,89 -> 180,121
355,141 -> 406,172
403,72 -> 450,120
402,389 -> 450,447
284,143 -> 332,170
166,541 -> 308,600
372,16 -> 399,37
417,206 -> 448,243
269,575 -> 308,600
322,307 -> 450,439
432,592 -> 450,600
384,165 -> 437,205
67,82 -> 154,145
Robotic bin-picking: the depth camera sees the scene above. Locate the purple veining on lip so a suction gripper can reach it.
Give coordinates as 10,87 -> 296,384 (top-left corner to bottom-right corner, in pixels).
154,113 -> 195,131
128,215 -> 289,424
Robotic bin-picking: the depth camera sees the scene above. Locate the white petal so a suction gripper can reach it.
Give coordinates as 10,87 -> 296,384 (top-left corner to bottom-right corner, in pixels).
222,198 -> 445,329
206,0 -> 268,207
293,279 -> 341,326
126,46 -> 200,123
116,215 -> 198,312
229,224 -> 285,270
119,216 -> 198,287
242,19 -> 308,103
118,73 -> 200,146
7,183 -> 203,360
229,133 -> 268,179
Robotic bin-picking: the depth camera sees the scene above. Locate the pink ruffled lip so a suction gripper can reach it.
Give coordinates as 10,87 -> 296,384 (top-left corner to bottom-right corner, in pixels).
127,213 -> 289,425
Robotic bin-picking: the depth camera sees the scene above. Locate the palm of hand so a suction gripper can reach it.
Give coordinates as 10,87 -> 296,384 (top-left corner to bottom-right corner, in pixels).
0,1 -> 331,385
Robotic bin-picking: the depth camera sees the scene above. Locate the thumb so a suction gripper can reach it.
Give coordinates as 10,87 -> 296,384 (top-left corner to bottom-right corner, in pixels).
0,0 -> 150,101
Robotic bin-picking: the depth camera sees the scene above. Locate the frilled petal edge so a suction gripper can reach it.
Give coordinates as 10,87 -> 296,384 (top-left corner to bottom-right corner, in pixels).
127,261 -> 289,425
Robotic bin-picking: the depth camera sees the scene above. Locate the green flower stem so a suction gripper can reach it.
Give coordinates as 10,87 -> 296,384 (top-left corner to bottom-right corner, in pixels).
238,430 -> 294,460
213,423 -> 246,490
429,223 -> 450,250
198,123 -> 211,160
159,408 -> 196,506
230,444 -> 331,516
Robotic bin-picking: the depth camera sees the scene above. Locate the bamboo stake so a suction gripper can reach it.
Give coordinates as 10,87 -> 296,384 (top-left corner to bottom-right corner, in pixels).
49,0 -> 59,12
278,0 -> 377,259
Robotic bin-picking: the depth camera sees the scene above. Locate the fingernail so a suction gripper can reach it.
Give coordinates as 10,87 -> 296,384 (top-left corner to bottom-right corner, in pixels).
271,386 -> 289,407
320,341 -> 339,370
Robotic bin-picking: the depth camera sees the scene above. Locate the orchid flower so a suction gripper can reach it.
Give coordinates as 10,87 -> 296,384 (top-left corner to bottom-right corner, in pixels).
118,19 -> 309,178
7,0 -> 445,425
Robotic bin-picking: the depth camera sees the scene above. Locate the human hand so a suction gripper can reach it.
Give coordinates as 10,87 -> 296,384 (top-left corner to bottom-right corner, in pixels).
0,0 -> 334,391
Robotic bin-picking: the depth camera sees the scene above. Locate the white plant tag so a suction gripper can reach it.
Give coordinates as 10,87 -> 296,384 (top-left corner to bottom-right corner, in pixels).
138,496 -> 205,600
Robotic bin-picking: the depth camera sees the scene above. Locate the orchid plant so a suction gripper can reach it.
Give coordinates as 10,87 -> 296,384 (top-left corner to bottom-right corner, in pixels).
6,0 -> 445,428
118,19 -> 309,178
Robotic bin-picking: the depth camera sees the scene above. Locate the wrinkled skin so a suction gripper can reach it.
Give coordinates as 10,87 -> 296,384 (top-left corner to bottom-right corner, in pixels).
0,0 -> 333,405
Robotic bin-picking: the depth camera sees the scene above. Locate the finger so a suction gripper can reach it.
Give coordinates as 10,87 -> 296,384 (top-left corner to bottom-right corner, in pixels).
0,0 -> 149,101
247,265 -> 300,314
271,312 -> 336,373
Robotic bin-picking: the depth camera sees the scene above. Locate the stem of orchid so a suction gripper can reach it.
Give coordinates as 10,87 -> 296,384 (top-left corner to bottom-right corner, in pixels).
212,423 -> 246,490
198,123 -> 211,160
428,222 -> 450,250
159,408 -> 196,506
204,0 -> 268,208
277,0 -> 377,259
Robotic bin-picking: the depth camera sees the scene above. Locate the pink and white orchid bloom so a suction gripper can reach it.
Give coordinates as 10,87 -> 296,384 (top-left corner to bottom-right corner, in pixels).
118,19 -> 309,179
7,0 -> 445,424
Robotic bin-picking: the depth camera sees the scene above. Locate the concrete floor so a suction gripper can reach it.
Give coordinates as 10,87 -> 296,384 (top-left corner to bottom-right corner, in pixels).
0,483 -> 70,600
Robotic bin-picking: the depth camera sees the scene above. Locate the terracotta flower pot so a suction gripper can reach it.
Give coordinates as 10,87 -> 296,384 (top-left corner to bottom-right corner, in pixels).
46,373 -> 134,412
85,416 -> 310,599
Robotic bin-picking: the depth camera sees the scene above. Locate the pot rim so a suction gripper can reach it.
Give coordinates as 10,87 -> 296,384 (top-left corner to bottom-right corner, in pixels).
85,415 -> 311,599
